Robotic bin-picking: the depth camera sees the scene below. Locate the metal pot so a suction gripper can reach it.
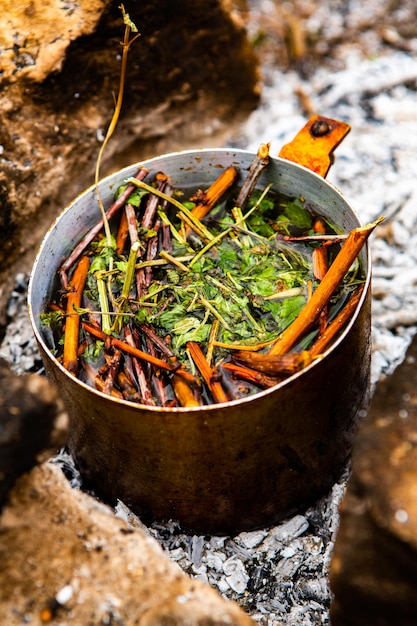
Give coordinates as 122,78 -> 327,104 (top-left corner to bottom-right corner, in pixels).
28,116 -> 371,534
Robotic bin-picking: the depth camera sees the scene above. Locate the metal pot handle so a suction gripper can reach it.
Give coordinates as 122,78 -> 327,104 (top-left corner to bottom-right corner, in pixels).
279,115 -> 350,178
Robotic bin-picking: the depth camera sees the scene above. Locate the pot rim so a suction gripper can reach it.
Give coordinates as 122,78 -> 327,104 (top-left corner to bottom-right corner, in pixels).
28,147 -> 371,413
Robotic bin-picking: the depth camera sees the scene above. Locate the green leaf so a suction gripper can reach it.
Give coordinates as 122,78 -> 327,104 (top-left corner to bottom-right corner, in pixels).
82,340 -> 105,362
116,184 -> 147,207
249,278 -> 276,297
158,303 -> 187,329
115,260 -> 128,273
40,310 -> 64,328
248,190 -> 274,213
90,255 -> 109,274
247,216 -> 275,237
283,198 -> 312,229
278,295 -> 306,328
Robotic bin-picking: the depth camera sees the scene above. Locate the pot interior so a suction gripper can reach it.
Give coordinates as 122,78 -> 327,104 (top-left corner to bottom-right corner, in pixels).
29,148 -> 369,409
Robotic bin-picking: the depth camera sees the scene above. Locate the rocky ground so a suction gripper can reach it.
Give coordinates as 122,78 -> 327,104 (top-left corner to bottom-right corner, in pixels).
2,1 -> 417,624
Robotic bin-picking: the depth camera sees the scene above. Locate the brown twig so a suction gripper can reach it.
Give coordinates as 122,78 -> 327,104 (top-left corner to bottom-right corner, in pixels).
142,172 -> 170,229
231,350 -> 312,376
117,370 -> 142,402
139,323 -> 176,359
221,362 -> 280,389
116,209 -> 129,255
268,217 -> 383,357
102,347 -> 123,395
310,285 -> 365,357
235,143 -> 270,211
143,335 -> 169,406
312,218 -> 328,282
312,217 -> 329,334
82,321 -> 176,372
124,325 -> 155,405
185,166 -> 238,236
125,203 -> 139,246
80,360 -> 124,399
144,219 -> 161,287
62,255 -> 91,375
81,321 -> 196,386
187,341 -> 228,404
172,374 -> 202,407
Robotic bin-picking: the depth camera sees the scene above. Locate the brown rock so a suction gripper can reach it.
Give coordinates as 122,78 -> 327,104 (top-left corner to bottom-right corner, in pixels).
330,334 -> 417,626
0,358 -> 67,509
0,462 -> 254,625
0,0 -> 259,322
0,0 -> 108,83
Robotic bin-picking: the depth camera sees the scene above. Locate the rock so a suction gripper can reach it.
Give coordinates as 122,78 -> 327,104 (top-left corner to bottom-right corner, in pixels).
330,333 -> 417,626
0,358 -> 67,509
0,0 -> 108,83
0,462 -> 254,625
0,0 -> 259,323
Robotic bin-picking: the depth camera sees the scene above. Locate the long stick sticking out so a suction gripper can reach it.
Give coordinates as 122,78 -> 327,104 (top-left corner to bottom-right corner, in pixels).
268,217 -> 383,357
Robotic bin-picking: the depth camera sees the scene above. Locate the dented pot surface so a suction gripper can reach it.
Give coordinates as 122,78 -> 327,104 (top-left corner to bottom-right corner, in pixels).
29,147 -> 371,534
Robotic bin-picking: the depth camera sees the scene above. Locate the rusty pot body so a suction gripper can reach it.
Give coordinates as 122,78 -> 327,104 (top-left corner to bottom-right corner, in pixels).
29,146 -> 371,534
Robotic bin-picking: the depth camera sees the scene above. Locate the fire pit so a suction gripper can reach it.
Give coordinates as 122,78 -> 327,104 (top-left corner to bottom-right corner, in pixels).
28,116 -> 372,535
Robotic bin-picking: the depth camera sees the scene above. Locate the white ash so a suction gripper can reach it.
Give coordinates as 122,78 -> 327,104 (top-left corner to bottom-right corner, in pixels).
3,1 -> 417,623
0,272 -> 43,375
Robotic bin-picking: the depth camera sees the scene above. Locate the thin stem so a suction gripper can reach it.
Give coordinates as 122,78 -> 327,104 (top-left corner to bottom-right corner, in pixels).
199,295 -> 231,331
159,250 -> 190,273
94,9 -> 140,249
206,320 -> 220,367
121,241 -> 140,300
96,272 -> 112,335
